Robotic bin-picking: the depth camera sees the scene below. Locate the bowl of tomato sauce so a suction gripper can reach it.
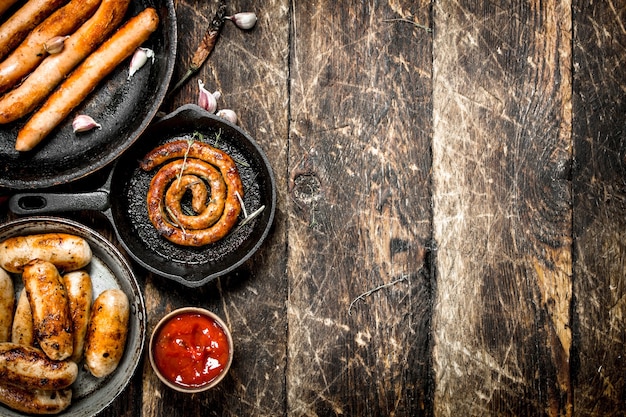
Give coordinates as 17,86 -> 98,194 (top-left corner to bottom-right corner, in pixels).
149,307 -> 233,393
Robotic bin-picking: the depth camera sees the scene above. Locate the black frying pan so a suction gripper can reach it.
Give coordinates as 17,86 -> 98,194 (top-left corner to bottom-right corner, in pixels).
8,104 -> 276,287
0,0 -> 177,190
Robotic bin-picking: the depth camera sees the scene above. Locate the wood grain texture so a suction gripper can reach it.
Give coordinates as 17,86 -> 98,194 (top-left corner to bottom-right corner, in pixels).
572,1 -> 626,415
287,1 -> 433,416
432,1 -> 573,415
2,1 -> 626,416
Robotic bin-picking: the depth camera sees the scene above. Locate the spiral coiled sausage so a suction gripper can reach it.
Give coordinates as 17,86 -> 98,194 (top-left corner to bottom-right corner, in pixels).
140,140 -> 244,247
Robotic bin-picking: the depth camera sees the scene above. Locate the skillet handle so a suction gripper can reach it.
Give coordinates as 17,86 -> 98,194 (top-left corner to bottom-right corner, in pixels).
8,191 -> 110,215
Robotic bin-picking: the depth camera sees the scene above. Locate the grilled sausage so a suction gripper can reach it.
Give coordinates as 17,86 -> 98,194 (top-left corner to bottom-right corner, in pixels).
0,0 -> 102,94
0,0 -> 130,125
141,140 -> 244,246
84,289 -> 129,378
15,6 -> 159,151
0,0 -> 67,61
0,268 -> 14,342
23,260 -> 73,361
161,161 -> 227,229
63,270 -> 92,363
11,290 -> 35,347
0,343 -> 78,390
0,232 -> 92,273
0,382 -> 72,415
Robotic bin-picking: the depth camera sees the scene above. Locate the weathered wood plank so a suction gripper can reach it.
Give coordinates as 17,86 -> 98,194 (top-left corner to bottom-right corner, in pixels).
140,0 -> 291,416
432,1 -> 573,415
287,1 -> 433,415
572,1 -> 626,415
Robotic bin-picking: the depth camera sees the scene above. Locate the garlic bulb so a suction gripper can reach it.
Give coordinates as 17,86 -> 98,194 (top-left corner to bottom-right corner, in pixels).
216,109 -> 237,124
128,47 -> 155,80
225,12 -> 257,30
72,115 -> 101,133
197,80 -> 218,113
44,36 -> 69,54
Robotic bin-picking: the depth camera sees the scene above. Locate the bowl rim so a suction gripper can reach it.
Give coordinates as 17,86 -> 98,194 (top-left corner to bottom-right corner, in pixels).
148,307 -> 234,393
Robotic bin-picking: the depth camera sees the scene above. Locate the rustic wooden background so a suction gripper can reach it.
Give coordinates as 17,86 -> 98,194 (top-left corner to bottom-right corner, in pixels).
1,0 -> 625,416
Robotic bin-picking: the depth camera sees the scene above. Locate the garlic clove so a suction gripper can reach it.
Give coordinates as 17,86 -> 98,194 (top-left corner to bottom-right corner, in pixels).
128,47 -> 155,80
197,80 -> 217,113
216,109 -> 237,124
72,114 -> 102,133
44,35 -> 70,54
225,12 -> 257,30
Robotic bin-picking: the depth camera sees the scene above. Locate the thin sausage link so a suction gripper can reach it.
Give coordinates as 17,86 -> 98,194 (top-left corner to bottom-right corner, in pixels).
14,6 -> 158,151
0,0 -> 102,94
0,0 -> 130,126
0,0 -> 68,61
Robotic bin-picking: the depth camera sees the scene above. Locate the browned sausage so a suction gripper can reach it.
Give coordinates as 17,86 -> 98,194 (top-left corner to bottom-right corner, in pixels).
0,0 -> 130,125
0,268 -> 13,342
0,0 -> 102,94
11,290 -> 35,346
62,270 -> 92,363
0,382 -> 72,415
0,343 -> 78,390
84,289 -> 129,378
0,0 -> 67,61
140,140 -> 244,246
159,160 -> 227,229
15,6 -> 159,151
0,233 -> 92,273
22,260 -> 73,361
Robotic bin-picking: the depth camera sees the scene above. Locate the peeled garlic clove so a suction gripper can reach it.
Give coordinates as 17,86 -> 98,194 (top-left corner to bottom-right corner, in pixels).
44,35 -> 69,54
128,47 -> 154,80
197,80 -> 217,113
72,114 -> 101,133
216,109 -> 237,124
226,12 -> 257,30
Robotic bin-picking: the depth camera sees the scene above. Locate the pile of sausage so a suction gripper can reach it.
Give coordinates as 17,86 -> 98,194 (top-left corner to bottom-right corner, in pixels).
140,139 -> 245,247
0,233 -> 130,414
0,0 -> 160,151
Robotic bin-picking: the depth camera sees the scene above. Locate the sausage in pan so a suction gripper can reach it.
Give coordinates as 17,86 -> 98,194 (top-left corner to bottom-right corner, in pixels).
0,0 -> 102,94
0,382 -> 72,415
159,161 -> 227,230
0,0 -> 67,61
0,232 -> 92,273
63,270 -> 93,363
140,140 -> 244,246
0,268 -> 14,343
0,0 -> 130,125
23,260 -> 73,361
11,290 -> 35,347
15,6 -> 159,151
84,288 -> 129,378
0,343 -> 78,390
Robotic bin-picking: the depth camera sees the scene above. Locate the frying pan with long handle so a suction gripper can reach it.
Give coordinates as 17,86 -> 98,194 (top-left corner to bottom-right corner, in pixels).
0,0 -> 177,190
9,105 -> 276,287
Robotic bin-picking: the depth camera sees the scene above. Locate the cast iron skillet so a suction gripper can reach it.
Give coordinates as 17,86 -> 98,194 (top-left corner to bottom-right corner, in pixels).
9,104 -> 276,287
0,0 -> 177,190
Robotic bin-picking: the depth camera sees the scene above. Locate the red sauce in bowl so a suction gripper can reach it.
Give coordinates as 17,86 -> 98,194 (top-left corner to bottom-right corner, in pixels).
152,311 -> 231,389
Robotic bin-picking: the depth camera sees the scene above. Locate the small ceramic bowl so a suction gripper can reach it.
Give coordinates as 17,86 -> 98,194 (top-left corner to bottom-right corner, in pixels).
149,307 -> 234,393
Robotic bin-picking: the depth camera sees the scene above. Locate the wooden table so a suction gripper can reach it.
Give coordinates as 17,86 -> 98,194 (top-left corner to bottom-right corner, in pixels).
1,0 -> 625,415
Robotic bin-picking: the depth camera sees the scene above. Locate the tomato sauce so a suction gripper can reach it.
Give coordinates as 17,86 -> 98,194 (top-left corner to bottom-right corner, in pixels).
152,312 -> 231,388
